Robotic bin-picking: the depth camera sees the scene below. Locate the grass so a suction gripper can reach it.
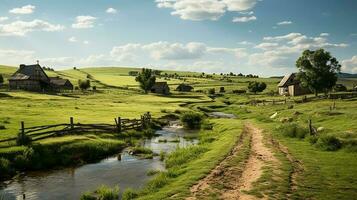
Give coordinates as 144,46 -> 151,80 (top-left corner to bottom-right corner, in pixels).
1,66 -> 357,199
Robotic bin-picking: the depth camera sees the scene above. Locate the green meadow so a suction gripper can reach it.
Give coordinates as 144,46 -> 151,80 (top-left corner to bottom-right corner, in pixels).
0,65 -> 357,199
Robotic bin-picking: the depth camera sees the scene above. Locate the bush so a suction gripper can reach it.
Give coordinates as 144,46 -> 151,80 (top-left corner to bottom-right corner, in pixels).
122,188 -> 138,200
315,135 -> 342,151
180,112 -> 204,129
0,158 -> 12,178
78,79 -> 91,90
219,87 -> 225,93
0,125 -> 5,130
0,74 -> 3,85
16,133 -> 32,146
248,81 -> 267,94
80,192 -> 96,200
278,123 -> 309,139
95,185 -> 119,200
207,88 -> 215,95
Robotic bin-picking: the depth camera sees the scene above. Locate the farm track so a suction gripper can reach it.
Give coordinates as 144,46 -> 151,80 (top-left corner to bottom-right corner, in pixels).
186,123 -> 302,200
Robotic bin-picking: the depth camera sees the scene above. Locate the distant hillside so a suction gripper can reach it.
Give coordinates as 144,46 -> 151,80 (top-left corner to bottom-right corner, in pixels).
338,73 -> 357,78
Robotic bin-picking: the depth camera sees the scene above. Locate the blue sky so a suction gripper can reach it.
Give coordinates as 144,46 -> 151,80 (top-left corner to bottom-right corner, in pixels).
0,0 -> 356,76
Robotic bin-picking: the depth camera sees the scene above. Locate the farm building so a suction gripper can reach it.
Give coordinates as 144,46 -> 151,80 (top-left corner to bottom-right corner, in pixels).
151,82 -> 170,95
9,63 -> 73,91
277,73 -> 309,96
176,83 -> 193,92
49,77 -> 74,91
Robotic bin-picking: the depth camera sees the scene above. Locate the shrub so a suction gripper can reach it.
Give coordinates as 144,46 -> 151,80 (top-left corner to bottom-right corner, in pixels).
0,158 -> 12,178
122,188 -> 138,200
248,81 -> 267,94
315,135 -> 341,151
278,123 -> 309,139
0,125 -> 5,130
78,79 -> 91,90
16,133 -> 32,146
207,88 -> 215,95
180,112 -> 203,129
219,87 -> 225,93
95,185 -> 119,200
0,74 -> 3,85
80,192 -> 96,200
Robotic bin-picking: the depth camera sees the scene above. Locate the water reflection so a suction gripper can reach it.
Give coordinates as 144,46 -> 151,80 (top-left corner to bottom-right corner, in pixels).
0,124 -> 197,200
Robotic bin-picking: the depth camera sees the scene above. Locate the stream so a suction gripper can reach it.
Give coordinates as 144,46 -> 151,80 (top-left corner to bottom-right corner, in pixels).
0,122 -> 198,200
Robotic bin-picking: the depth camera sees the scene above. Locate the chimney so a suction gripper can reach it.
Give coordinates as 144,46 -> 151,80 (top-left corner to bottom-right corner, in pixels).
20,64 -> 26,69
36,60 -> 39,65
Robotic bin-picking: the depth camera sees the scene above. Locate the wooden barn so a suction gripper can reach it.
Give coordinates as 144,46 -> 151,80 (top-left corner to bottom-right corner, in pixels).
9,63 -> 73,92
151,82 -> 170,95
49,77 -> 74,91
277,73 -> 309,96
176,83 -> 193,92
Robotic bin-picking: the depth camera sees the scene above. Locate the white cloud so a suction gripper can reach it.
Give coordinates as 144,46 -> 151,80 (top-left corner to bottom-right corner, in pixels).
68,36 -> 77,42
223,0 -> 257,11
238,41 -> 254,45
255,42 -> 279,50
239,11 -> 254,15
106,8 -> 117,14
232,15 -> 256,22
9,5 -> 35,15
277,21 -> 292,25
0,49 -> 35,65
0,17 -> 9,22
72,16 -> 96,29
342,55 -> 357,73
156,0 -> 258,21
320,33 -> 329,37
263,33 -> 303,41
83,40 -> 89,45
143,42 -> 207,60
0,19 -> 64,36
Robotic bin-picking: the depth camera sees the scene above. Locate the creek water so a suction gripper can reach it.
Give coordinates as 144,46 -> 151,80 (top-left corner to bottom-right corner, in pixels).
0,123 -> 198,200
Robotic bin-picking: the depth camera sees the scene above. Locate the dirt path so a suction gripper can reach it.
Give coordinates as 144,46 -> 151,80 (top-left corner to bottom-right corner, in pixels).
187,123 -> 278,200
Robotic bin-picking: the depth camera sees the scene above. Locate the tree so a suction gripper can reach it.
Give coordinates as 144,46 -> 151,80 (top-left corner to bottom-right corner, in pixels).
78,79 -> 91,90
296,49 -> 341,96
248,81 -> 266,94
0,74 -> 3,85
135,68 -> 156,93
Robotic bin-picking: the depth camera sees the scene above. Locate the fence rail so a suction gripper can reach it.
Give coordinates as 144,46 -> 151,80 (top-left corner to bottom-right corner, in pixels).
0,112 -> 151,144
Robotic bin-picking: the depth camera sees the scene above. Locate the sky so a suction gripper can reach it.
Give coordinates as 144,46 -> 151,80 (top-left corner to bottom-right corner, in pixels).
0,0 -> 357,76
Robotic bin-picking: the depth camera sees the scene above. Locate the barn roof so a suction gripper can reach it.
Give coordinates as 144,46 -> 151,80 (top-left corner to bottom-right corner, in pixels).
49,77 -> 72,86
9,64 -> 49,81
277,73 -> 298,87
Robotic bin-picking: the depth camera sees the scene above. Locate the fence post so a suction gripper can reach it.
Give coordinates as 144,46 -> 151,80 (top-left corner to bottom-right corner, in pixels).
284,98 -> 287,104
118,117 -> 121,132
70,117 -> 74,129
141,115 -> 145,129
272,99 -> 275,105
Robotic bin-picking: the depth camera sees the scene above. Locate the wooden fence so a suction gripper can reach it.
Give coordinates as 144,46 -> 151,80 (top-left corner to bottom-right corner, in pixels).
0,112 -> 151,145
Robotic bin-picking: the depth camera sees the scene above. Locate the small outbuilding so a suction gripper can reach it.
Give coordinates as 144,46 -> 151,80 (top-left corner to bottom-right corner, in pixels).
49,77 -> 74,91
277,73 -> 309,96
175,84 -> 193,92
151,82 -> 170,95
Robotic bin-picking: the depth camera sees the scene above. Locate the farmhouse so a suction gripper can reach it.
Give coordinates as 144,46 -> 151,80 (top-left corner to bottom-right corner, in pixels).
277,73 -> 309,96
151,82 -> 170,95
176,83 -> 193,92
9,63 -> 73,91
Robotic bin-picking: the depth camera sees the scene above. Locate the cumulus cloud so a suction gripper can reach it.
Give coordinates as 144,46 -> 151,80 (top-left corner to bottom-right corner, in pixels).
238,41 -> 254,45
155,0 -> 257,21
342,55 -> 357,73
0,49 -> 35,64
0,17 -> 9,22
255,42 -> 279,50
72,16 -> 96,29
0,19 -> 64,36
9,5 -> 35,14
83,40 -> 89,45
277,21 -> 292,25
106,8 -> 117,14
320,33 -> 329,37
232,15 -> 256,22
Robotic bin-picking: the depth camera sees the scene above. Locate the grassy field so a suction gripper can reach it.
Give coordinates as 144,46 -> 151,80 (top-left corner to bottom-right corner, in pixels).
1,66 -> 357,199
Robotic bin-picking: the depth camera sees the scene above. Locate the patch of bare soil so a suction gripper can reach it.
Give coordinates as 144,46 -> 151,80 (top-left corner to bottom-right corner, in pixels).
186,124 -> 277,200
